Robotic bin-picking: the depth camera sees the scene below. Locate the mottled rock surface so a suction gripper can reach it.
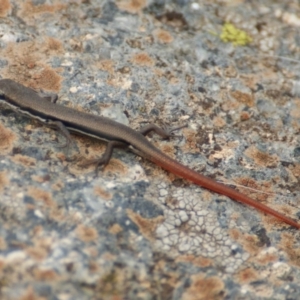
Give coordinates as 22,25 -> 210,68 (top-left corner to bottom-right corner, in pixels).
1,1 -> 300,299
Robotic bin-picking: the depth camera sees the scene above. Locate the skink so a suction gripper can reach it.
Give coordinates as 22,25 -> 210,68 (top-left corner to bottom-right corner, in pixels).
0,78 -> 299,229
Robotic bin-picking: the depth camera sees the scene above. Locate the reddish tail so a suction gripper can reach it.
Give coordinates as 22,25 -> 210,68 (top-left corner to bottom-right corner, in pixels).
151,154 -> 300,229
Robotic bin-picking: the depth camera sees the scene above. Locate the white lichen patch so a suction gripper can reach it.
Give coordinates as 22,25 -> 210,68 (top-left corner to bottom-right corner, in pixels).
155,187 -> 249,273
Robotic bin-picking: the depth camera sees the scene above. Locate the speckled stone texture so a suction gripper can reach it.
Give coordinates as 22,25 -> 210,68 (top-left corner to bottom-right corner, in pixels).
1,0 -> 300,299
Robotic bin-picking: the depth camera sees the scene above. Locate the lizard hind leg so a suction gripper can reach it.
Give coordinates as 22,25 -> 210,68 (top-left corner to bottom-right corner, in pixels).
139,123 -> 187,139
79,141 -> 128,175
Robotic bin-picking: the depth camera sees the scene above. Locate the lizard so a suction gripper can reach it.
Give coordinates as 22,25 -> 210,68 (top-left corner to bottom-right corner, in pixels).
0,78 -> 299,229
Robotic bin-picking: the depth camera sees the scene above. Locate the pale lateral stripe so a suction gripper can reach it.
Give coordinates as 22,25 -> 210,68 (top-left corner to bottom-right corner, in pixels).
0,98 -> 111,143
